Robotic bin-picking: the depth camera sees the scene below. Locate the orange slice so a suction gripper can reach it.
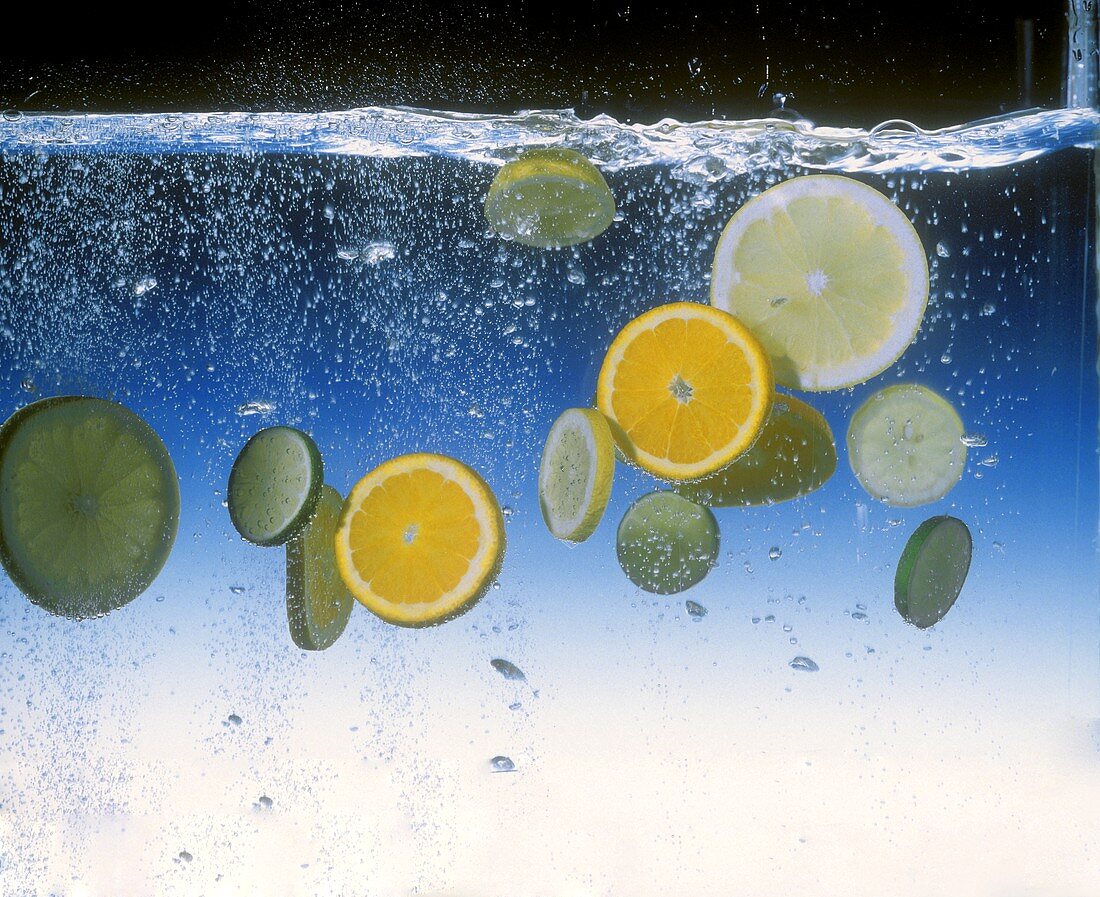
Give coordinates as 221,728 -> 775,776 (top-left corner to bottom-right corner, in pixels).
334,453 -> 505,627
596,302 -> 774,482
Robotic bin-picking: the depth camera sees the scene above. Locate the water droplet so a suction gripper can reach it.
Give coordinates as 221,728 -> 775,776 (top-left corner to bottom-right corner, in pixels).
227,713 -> 242,725
851,611 -> 868,621
768,547 -> 782,560
566,268 -> 587,285
979,455 -> 999,468
20,377 -> 36,393
133,276 -> 157,297
179,850 -> 193,863
236,400 -> 277,417
940,353 -> 952,364
685,600 -> 707,620
508,702 -> 522,711
490,658 -> 526,681
751,616 -> 761,624
490,755 -> 516,773
743,562 -> 754,574
764,614 -> 775,623
229,585 -> 246,594
961,433 -> 988,448
501,506 -> 514,519
337,241 -> 397,264
935,242 -> 951,257
789,656 -> 819,672
257,795 -> 273,809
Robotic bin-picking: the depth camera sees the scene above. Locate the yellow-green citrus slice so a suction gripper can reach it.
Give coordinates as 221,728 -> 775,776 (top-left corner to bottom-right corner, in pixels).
334,453 -> 505,627
228,426 -> 323,547
538,408 -> 615,542
847,383 -> 966,507
616,491 -> 720,595
484,147 -> 616,248
0,397 -> 179,619
286,485 -> 354,650
596,301 -> 774,482
711,174 -> 929,391
895,515 -> 972,628
676,393 -> 836,507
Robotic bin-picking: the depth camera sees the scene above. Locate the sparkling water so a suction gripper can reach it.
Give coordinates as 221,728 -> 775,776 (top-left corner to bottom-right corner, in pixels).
0,106 -> 1098,896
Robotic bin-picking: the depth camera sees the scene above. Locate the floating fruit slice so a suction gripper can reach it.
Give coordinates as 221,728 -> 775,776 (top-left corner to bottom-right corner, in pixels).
484,147 -> 616,248
334,453 -> 505,627
895,515 -> 972,628
676,393 -> 836,507
616,491 -> 719,595
286,485 -> 354,650
538,408 -> 615,542
711,174 -> 929,391
228,427 -> 323,546
847,383 -> 966,506
0,397 -> 179,619
596,301 -> 773,482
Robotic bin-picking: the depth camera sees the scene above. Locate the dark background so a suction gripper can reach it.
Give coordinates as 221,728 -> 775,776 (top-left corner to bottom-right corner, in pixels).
0,0 -> 1076,126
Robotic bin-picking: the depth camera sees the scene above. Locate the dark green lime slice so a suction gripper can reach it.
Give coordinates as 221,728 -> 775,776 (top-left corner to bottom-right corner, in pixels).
286,485 -> 354,651
0,397 -> 179,619
228,427 -> 323,546
616,491 -> 720,595
894,515 -> 972,629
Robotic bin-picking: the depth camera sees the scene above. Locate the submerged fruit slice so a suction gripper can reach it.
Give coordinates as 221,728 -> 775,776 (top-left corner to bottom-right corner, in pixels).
484,148 -> 616,248
228,427 -> 323,546
847,383 -> 966,507
711,174 -> 929,391
676,393 -> 836,507
334,453 -> 505,627
895,515 -> 972,628
286,485 -> 354,650
596,302 -> 773,482
538,408 -> 615,542
0,397 -> 179,619
616,491 -> 719,595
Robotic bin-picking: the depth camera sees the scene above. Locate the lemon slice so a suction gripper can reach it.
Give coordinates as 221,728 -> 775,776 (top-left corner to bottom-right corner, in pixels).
710,174 -> 929,391
0,397 -> 179,619
596,301 -> 773,482
675,393 -> 836,507
895,515 -> 972,629
286,485 -> 354,651
847,384 -> 966,506
538,408 -> 615,542
484,148 -> 616,249
334,453 -> 505,627
616,491 -> 720,595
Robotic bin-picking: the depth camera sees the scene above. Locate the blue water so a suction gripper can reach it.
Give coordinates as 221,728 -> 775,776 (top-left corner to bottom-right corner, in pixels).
0,108 -> 1097,896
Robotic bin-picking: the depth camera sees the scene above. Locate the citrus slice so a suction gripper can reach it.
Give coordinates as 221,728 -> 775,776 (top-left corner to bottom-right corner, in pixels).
334,453 -> 505,627
847,384 -> 966,507
675,393 -> 836,507
484,147 -> 616,248
228,427 -> 323,546
0,397 -> 179,619
538,408 -> 615,542
286,485 -> 354,650
596,301 -> 773,482
616,491 -> 720,595
895,515 -> 972,629
710,174 -> 929,391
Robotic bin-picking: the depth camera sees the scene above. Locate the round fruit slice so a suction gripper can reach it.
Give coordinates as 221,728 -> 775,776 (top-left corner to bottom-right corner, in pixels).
0,396 -> 179,619
895,515 -> 972,629
286,485 -> 354,651
847,383 -> 966,507
616,491 -> 720,595
484,147 -> 616,248
711,174 -> 929,391
334,453 -> 505,627
538,408 -> 615,542
676,393 -> 836,507
596,302 -> 773,482
228,427 -> 323,546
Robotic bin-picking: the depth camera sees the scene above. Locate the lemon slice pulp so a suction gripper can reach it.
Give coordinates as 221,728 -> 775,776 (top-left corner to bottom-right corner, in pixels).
711,174 -> 929,391
334,453 -> 505,627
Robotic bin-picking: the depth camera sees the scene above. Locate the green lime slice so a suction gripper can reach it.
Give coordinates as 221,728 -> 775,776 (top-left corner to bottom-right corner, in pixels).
538,408 -> 615,542
0,397 -> 179,619
286,485 -> 354,651
846,383 -> 966,507
484,148 -> 616,249
616,491 -> 720,595
895,515 -> 972,628
228,427 -> 323,546
676,394 -> 836,507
